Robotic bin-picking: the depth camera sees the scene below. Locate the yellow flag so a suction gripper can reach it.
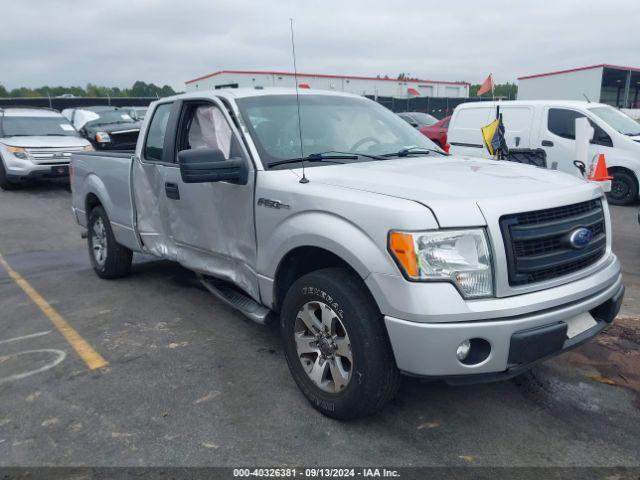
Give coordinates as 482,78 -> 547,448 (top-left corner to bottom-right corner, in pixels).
481,119 -> 499,156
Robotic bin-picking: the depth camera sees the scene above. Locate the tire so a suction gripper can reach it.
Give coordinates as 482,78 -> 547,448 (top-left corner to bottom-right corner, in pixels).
607,169 -> 638,206
280,267 -> 400,419
87,205 -> 133,279
0,159 -> 21,190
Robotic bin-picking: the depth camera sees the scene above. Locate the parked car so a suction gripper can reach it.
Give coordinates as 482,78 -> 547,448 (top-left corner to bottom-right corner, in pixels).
397,111 -> 438,128
62,106 -> 142,151
0,107 -> 92,190
71,89 -> 623,419
448,101 -> 640,205
419,115 -> 451,148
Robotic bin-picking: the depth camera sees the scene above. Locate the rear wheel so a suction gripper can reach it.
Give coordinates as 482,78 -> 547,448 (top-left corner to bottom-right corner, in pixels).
280,268 -> 400,419
0,159 -> 21,190
87,205 -> 133,279
607,169 -> 638,206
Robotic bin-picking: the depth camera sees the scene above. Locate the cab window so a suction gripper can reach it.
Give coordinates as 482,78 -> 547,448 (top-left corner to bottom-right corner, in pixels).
547,108 -> 612,147
548,108 -> 583,139
177,103 -> 244,160
144,103 -> 173,161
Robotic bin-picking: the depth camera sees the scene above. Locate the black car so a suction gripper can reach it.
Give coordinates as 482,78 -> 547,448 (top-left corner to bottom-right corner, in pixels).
63,106 -> 142,151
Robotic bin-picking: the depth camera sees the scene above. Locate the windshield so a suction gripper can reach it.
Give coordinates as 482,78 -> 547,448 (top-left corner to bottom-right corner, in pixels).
0,116 -> 80,137
410,112 -> 438,126
589,106 -> 640,136
236,94 -> 442,167
85,110 -> 136,128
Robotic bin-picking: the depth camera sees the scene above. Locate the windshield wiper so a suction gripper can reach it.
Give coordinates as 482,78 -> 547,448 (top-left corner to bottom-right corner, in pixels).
269,152 -> 358,168
379,146 -> 446,158
624,132 -> 640,137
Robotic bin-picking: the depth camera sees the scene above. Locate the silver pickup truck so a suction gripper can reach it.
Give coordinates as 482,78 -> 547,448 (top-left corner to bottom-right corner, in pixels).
70,89 -> 624,419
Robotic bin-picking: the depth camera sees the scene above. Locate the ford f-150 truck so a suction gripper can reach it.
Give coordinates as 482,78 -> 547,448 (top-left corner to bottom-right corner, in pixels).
70,89 -> 624,419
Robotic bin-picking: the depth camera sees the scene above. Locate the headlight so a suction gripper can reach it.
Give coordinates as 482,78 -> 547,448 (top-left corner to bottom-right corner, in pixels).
83,144 -> 94,151
95,132 -> 111,143
389,229 -> 493,298
7,146 -> 29,159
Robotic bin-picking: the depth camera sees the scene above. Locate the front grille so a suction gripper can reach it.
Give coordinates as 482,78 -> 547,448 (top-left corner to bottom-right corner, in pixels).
500,199 -> 606,286
25,146 -> 85,165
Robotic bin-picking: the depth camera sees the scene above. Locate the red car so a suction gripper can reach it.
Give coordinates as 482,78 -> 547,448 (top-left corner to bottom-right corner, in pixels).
419,115 -> 450,149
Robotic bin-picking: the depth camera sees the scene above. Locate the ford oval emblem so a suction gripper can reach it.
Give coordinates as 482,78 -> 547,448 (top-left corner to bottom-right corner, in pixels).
569,227 -> 593,249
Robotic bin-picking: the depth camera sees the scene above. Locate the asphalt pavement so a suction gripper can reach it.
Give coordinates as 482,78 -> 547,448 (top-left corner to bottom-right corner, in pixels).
0,181 -> 638,467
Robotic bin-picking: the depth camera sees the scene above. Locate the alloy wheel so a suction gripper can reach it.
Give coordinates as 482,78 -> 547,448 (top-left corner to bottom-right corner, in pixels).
91,217 -> 107,267
294,301 -> 352,393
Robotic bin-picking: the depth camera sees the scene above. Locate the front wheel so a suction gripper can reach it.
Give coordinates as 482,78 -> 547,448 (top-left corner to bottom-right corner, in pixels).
87,205 -> 133,279
0,160 -> 21,190
607,170 -> 638,206
280,268 -> 400,419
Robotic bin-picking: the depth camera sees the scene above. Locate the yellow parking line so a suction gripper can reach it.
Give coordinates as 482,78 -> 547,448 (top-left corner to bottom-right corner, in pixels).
0,251 -> 108,370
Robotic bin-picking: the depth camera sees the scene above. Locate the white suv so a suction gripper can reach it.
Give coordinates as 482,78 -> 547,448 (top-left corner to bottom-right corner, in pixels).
0,107 -> 93,190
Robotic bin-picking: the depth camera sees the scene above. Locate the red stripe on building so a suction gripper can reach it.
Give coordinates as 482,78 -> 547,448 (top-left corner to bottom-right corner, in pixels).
185,69 -> 470,86
518,64 -> 640,80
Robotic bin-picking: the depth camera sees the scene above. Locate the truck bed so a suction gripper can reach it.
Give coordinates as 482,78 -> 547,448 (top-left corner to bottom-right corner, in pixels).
70,151 -> 139,251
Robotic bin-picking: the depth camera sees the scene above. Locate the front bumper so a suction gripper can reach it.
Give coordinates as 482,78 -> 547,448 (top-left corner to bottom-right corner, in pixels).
381,263 -> 623,378
6,163 -> 69,181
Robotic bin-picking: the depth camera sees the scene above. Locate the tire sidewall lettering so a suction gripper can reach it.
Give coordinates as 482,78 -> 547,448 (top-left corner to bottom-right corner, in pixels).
301,286 -> 344,320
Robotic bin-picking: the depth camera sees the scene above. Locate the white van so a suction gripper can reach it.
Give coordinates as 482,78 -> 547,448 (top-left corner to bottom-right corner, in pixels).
448,101 -> 640,205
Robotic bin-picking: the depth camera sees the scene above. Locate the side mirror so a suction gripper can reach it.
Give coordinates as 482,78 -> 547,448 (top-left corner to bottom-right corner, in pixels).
178,147 -> 248,185
409,120 -> 419,128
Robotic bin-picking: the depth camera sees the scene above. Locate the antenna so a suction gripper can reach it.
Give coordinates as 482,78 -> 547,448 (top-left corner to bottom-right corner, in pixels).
583,93 -> 591,103
290,18 -> 308,184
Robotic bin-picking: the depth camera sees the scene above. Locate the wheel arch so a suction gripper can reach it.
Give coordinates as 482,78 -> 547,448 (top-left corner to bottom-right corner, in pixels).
85,192 -> 102,217
81,173 -> 114,222
271,246 -> 380,314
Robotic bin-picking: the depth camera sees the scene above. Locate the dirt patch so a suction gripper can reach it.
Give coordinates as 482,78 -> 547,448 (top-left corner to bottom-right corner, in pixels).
563,315 -> 640,396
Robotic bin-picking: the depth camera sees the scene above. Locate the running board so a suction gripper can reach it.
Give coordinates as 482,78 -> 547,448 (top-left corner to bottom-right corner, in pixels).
199,275 -> 273,325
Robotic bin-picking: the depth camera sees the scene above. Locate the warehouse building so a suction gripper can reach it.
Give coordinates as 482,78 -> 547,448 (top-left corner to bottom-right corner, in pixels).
185,70 -> 470,98
517,64 -> 640,108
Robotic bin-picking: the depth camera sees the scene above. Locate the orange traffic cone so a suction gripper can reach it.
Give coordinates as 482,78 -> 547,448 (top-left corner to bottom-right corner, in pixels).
589,154 -> 613,181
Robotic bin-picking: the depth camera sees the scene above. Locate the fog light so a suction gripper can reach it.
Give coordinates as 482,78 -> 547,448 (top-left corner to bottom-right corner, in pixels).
456,340 -> 471,361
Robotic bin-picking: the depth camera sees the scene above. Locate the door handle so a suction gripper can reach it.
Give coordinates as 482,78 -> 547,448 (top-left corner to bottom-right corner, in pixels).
541,140 -> 554,147
165,182 -> 180,200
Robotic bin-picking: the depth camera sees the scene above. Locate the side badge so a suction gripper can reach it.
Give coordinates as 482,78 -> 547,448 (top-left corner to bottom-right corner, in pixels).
257,198 -> 290,210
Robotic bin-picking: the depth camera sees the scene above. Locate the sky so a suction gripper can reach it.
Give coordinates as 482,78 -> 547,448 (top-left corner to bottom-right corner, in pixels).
2,0 -> 639,91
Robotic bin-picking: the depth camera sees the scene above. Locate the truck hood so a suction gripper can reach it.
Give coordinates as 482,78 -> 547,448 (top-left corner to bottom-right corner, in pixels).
0,135 -> 90,148
307,156 -> 591,227
83,122 -> 141,135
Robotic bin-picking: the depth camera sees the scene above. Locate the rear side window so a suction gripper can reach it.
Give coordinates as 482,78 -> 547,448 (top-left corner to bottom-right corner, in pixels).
144,103 -> 172,161
500,107 -> 533,132
547,108 -> 584,139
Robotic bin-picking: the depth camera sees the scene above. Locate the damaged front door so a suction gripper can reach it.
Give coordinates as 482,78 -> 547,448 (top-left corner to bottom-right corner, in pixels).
162,98 -> 260,300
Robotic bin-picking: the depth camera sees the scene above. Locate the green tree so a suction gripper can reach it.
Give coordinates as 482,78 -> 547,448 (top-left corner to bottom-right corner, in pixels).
0,81 -> 177,99
470,82 -> 518,99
